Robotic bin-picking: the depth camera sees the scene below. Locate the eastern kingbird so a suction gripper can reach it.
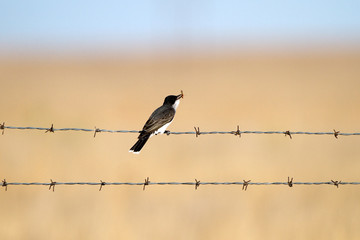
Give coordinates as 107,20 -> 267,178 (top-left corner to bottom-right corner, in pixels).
129,92 -> 183,154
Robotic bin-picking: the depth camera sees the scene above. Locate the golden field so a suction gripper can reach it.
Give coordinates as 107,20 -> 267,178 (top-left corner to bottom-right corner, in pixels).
1,49 -> 360,239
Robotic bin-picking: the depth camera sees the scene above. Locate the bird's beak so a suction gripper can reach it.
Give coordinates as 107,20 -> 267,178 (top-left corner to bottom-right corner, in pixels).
177,90 -> 184,100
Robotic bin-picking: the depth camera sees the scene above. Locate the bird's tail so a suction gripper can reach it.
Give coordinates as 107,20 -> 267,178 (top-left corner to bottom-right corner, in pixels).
129,134 -> 150,154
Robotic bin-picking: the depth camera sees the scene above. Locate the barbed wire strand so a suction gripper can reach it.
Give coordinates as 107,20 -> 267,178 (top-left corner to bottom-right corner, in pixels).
1,178 -> 359,191
1,124 -> 360,137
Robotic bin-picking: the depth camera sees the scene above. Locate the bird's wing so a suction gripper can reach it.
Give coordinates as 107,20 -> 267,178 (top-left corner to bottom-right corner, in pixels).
139,106 -> 175,137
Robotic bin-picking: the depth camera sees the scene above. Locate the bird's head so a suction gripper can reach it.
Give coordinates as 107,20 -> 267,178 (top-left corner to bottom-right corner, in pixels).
163,91 -> 183,109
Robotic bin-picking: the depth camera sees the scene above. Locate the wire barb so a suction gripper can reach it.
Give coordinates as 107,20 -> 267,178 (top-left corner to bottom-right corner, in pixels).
232,125 -> 241,137
94,127 -> 101,138
284,130 -> 292,139
0,122 -> 5,135
331,180 -> 341,188
45,124 -> 54,133
99,180 -> 106,191
333,129 -> 340,139
242,180 -> 251,191
143,177 -> 150,191
49,179 -> 56,192
288,177 -> 294,187
2,179 -> 7,191
194,127 -> 201,137
195,179 -> 201,190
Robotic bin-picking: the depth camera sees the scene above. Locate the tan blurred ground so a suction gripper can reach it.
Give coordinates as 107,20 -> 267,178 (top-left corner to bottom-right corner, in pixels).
1,49 -> 360,239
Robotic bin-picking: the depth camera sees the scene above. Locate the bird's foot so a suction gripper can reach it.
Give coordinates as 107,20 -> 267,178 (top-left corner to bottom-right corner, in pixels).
164,130 -> 171,136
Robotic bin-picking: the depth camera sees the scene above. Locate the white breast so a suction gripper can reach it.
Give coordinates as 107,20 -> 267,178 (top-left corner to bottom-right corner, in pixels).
154,121 -> 172,135
172,99 -> 180,110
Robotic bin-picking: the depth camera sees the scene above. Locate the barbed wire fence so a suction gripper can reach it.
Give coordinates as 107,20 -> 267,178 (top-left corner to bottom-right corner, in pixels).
1,123 -> 360,138
1,123 -> 360,192
2,178 -> 359,192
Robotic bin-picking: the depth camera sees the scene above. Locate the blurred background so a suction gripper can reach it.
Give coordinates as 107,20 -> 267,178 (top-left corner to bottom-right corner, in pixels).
1,1 -> 360,239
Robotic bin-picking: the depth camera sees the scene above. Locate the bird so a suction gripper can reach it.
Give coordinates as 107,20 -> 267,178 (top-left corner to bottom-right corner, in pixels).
129,91 -> 183,154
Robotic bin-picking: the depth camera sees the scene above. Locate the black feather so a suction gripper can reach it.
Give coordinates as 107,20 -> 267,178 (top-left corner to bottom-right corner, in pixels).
129,134 -> 150,153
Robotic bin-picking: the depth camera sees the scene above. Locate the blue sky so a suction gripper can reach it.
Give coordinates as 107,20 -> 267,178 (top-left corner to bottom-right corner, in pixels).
1,1 -> 360,53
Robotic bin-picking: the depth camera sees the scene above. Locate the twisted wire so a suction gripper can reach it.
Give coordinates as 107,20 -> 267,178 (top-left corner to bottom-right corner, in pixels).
2,125 -> 360,136
2,180 -> 359,192
5,181 -> 359,186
